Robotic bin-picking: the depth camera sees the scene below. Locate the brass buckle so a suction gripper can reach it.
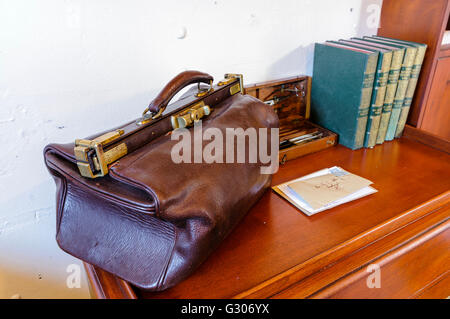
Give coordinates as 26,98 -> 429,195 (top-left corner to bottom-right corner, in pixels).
171,101 -> 211,129
137,105 -> 167,126
74,129 -> 127,178
195,80 -> 214,97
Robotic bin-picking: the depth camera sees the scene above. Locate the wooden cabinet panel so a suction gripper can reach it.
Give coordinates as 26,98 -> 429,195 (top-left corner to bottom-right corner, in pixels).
416,272 -> 450,299
310,222 -> 450,299
378,0 -> 450,126
421,57 -> 450,140
272,201 -> 449,299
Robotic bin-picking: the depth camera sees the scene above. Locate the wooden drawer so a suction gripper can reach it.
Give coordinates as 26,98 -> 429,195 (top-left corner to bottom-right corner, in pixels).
273,203 -> 450,299
314,224 -> 449,299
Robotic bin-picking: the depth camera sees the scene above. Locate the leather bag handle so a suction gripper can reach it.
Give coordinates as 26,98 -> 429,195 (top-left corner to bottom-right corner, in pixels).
143,70 -> 214,119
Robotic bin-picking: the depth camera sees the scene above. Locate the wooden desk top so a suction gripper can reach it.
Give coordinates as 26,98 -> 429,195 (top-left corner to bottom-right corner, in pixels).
85,131 -> 450,299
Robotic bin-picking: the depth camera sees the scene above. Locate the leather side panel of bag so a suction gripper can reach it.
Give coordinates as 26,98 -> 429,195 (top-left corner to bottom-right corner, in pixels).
45,159 -> 176,290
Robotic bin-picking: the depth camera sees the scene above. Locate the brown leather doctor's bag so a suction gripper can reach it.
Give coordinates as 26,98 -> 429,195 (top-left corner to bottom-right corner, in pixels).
44,71 -> 279,291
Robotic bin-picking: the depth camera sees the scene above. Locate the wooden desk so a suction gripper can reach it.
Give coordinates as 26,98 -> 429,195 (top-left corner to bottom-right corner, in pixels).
84,127 -> 450,299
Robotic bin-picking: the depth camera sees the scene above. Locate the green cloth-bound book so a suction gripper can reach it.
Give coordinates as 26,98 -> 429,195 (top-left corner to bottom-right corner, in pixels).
332,40 -> 392,148
362,36 -> 417,141
372,36 -> 427,138
349,38 -> 405,144
311,42 -> 378,150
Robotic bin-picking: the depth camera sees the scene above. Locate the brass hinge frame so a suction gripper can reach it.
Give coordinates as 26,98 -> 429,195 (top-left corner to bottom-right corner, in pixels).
74,73 -> 244,178
223,73 -> 244,95
74,129 -> 127,178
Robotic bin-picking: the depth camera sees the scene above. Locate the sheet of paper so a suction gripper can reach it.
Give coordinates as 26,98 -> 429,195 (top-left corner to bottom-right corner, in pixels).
278,183 -> 377,216
274,167 -> 377,216
287,171 -> 373,210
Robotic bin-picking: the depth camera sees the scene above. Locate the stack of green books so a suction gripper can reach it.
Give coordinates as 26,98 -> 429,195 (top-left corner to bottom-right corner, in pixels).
311,36 -> 427,150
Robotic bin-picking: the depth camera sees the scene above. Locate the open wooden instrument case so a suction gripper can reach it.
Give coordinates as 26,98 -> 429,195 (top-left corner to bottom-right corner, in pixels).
244,75 -> 337,164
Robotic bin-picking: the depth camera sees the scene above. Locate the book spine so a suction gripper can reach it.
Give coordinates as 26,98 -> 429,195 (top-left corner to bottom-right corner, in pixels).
385,47 -> 416,141
394,46 -> 427,138
364,52 -> 392,148
354,54 -> 377,149
376,49 -> 403,144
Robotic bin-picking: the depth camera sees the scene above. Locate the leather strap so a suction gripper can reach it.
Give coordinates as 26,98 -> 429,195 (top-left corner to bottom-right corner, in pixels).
147,71 -> 213,114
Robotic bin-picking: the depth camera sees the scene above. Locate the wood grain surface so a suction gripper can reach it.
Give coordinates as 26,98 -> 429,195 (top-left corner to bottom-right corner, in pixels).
85,136 -> 450,299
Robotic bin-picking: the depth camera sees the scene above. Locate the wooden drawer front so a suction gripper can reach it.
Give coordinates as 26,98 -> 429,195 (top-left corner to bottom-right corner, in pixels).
313,221 -> 450,299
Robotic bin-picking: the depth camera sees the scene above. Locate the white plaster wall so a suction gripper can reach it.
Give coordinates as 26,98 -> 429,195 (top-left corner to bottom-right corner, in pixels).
0,0 -> 381,297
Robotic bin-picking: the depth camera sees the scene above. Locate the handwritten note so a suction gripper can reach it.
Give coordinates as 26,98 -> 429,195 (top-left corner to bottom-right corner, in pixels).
287,171 -> 373,210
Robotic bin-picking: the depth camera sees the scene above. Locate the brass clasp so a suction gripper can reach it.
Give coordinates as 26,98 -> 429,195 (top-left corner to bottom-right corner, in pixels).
223,73 -> 244,95
171,101 -> 211,130
74,129 -> 127,178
